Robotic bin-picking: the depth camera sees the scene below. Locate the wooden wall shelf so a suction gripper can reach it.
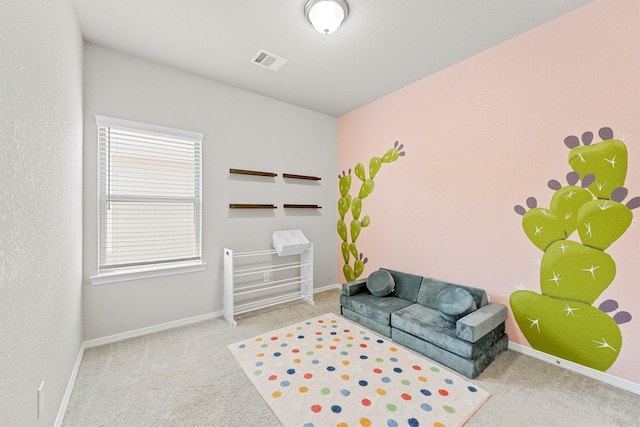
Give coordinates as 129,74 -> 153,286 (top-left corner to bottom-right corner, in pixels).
230,168 -> 277,177
283,204 -> 322,209
282,173 -> 321,181
229,204 -> 277,209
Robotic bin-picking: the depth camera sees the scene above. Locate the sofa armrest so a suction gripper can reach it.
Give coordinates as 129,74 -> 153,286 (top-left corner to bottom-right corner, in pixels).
342,279 -> 368,296
456,303 -> 507,343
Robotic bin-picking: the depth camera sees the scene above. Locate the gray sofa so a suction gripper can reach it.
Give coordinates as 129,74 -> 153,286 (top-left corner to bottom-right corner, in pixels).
340,268 -> 508,378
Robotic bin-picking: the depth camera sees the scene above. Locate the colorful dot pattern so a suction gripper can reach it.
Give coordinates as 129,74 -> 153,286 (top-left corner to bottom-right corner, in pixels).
228,313 -> 489,427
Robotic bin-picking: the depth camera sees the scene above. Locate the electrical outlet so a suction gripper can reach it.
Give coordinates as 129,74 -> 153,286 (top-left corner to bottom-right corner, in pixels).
263,272 -> 271,282
37,381 -> 44,419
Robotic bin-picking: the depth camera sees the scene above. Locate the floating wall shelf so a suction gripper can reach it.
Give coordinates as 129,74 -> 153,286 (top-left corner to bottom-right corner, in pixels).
282,173 -> 321,181
229,204 -> 277,209
228,170 -> 320,210
230,168 -> 277,177
283,204 -> 322,209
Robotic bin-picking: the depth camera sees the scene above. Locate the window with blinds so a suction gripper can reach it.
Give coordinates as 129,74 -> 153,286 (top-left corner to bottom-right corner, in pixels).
96,115 -> 203,274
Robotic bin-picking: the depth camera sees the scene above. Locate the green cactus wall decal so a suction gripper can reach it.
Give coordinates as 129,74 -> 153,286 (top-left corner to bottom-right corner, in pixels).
511,127 -> 639,371
565,128 -> 628,199
338,141 -> 405,282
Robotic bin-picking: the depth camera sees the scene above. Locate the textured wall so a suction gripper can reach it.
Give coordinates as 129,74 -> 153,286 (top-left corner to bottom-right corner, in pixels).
0,0 -> 84,425
82,44 -> 337,340
338,0 -> 639,383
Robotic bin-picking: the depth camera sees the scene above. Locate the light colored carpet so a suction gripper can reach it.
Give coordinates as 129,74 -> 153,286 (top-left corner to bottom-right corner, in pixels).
63,289 -> 640,426
228,313 -> 490,426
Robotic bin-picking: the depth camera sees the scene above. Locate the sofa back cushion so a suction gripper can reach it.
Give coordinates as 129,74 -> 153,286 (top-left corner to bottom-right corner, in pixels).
381,268 -> 423,303
417,277 -> 488,310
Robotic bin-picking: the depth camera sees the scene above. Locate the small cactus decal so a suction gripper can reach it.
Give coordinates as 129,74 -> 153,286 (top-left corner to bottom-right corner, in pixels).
511,127 -> 639,371
338,141 -> 405,282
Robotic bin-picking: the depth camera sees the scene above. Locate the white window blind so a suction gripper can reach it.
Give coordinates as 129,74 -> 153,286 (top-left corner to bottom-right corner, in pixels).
96,115 -> 203,274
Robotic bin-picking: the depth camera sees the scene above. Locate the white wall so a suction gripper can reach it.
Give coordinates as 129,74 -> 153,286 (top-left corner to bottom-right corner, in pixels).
82,44 -> 338,340
0,1 -> 84,425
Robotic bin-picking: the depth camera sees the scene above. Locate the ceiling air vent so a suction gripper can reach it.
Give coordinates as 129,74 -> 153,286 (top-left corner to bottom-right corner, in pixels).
250,49 -> 288,71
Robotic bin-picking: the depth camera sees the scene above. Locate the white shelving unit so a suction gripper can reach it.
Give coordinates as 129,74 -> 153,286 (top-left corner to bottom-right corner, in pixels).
223,245 -> 314,326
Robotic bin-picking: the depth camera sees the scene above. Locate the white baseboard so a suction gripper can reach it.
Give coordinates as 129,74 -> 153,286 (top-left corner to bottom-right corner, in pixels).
54,345 -> 84,427
83,311 -> 219,349
315,283 -> 341,292
508,341 -> 640,395
84,285 -> 341,349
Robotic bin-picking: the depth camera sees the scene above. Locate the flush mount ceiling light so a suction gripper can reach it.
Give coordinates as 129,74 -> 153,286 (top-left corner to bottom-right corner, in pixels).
305,0 -> 349,35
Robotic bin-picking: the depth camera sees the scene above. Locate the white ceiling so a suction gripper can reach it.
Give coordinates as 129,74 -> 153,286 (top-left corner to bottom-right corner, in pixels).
72,0 -> 592,117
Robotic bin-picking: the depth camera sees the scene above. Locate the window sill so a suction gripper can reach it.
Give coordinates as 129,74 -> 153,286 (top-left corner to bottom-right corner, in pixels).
90,262 -> 207,285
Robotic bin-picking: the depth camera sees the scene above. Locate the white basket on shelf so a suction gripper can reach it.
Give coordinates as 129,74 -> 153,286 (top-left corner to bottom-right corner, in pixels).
272,230 -> 310,256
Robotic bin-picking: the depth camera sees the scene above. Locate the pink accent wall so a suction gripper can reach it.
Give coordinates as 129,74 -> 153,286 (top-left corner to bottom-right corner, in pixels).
338,0 -> 639,383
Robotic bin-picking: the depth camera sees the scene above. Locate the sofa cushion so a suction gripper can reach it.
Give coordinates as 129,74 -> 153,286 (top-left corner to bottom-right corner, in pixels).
340,293 -> 414,326
392,328 -> 508,379
457,303 -> 508,343
366,269 -> 395,296
341,307 -> 392,337
342,279 -> 367,296
382,268 -> 423,303
391,303 -> 506,359
436,287 -> 477,322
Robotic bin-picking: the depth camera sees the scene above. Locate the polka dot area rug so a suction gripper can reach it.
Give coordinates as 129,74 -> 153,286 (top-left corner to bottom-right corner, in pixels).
228,313 -> 490,427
